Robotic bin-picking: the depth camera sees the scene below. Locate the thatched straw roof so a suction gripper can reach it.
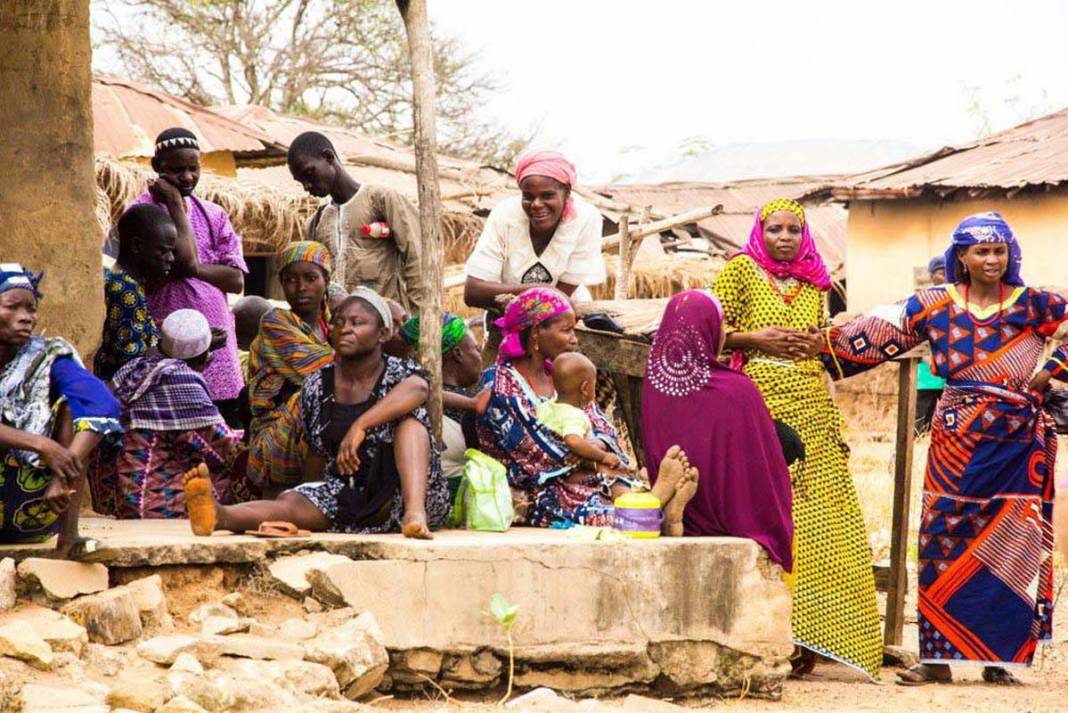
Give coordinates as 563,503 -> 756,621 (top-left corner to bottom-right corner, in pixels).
96,157 -> 317,254
96,156 -> 487,260
216,105 -> 515,215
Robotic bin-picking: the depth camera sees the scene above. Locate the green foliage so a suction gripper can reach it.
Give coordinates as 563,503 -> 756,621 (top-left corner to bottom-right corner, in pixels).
489,592 -> 518,629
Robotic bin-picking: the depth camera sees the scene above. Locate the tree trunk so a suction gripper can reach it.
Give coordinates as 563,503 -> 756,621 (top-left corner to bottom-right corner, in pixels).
0,1 -> 103,357
395,0 -> 444,438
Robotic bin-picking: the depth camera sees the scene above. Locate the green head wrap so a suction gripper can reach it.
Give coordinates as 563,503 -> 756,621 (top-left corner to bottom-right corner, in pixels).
402,313 -> 467,354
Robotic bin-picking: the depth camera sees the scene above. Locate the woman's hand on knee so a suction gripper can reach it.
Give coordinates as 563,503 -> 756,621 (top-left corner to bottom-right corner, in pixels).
337,424 -> 366,475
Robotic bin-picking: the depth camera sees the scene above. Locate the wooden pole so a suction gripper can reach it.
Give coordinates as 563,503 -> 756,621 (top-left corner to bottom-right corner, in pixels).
885,356 -> 919,646
614,210 -> 631,300
396,0 -> 443,438
601,205 -> 722,253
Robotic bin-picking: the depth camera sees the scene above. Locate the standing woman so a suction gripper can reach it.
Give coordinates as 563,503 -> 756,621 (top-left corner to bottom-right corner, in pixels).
464,151 -> 606,360
825,212 -> 1066,686
247,241 -> 335,490
0,266 -> 121,555
711,199 -> 882,680
133,128 -> 248,426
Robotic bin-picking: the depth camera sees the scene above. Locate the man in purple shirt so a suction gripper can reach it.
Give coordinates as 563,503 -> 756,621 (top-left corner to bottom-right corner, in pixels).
131,128 -> 247,425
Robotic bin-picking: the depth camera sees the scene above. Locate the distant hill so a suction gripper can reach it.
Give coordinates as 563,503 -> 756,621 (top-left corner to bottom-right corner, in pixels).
631,139 -> 924,184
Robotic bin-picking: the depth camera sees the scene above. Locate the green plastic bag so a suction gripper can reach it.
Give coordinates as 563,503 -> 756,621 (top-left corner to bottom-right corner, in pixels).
449,449 -> 514,532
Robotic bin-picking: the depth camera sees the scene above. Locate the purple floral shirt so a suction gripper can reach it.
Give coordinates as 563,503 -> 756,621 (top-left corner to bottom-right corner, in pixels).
131,193 -> 248,401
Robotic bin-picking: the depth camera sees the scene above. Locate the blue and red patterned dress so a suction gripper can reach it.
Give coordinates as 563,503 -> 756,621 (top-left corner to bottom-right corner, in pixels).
825,284 -> 1068,668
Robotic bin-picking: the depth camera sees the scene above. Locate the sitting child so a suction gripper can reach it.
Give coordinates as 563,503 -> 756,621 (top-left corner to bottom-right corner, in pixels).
536,352 -> 635,478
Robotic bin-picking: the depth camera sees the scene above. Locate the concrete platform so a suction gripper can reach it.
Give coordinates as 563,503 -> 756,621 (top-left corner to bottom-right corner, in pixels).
1,519 -> 792,697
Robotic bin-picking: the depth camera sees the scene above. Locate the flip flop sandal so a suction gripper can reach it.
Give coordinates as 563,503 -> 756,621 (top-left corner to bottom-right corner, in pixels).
55,537 -> 101,561
982,668 -> 1022,686
244,521 -> 311,538
895,667 -> 952,687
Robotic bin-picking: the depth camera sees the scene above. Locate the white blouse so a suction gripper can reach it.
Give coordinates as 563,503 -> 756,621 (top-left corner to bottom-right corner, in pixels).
464,195 -> 606,299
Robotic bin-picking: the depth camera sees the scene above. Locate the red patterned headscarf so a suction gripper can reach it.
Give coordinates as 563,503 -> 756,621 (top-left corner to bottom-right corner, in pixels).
494,286 -> 572,362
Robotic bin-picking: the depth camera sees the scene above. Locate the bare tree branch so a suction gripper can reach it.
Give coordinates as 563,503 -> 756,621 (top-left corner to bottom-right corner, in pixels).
91,0 -> 530,166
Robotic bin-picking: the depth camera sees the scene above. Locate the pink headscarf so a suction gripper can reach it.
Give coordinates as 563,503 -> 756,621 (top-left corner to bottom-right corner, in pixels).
494,286 -> 572,362
740,201 -> 832,291
514,150 -> 577,221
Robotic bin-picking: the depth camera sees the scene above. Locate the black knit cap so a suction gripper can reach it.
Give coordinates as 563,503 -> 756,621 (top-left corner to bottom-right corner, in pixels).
154,127 -> 200,157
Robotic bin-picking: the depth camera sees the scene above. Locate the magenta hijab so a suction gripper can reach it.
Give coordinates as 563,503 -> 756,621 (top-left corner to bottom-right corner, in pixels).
494,286 -> 572,362
641,289 -> 794,570
740,201 -> 832,291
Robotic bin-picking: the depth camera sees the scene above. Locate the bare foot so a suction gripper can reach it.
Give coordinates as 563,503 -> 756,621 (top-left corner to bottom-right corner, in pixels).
651,445 -> 687,505
662,468 -> 698,537
181,463 -> 218,536
54,535 -> 98,561
401,510 -> 433,540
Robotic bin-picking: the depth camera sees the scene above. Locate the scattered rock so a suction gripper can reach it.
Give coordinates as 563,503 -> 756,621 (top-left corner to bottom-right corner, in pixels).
187,602 -> 237,625
0,559 -> 15,612
61,587 -> 143,645
157,696 -> 209,713
215,633 -> 306,661
302,596 -> 324,614
15,683 -> 108,712
247,621 -> 276,637
0,620 -> 53,669
116,575 -> 172,630
269,552 -> 352,598
883,644 -> 919,669
621,694 -> 688,712
171,652 -> 204,675
201,616 -> 252,637
220,592 -> 248,614
304,611 -> 388,700
16,558 -> 108,602
205,664 -> 291,710
0,604 -> 88,656
137,635 -> 223,667
278,618 -> 317,641
440,649 -> 502,688
390,648 -> 444,686
105,670 -> 171,712
167,670 -> 230,712
83,642 -> 126,677
306,606 -> 361,628
506,687 -> 564,709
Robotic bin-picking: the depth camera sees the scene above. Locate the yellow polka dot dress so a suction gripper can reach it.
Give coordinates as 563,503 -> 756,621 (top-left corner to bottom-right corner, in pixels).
712,255 -> 882,679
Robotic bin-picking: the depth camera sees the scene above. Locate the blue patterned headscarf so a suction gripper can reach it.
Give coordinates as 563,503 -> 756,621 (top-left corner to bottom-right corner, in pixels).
943,212 -> 1023,286
0,263 -> 43,299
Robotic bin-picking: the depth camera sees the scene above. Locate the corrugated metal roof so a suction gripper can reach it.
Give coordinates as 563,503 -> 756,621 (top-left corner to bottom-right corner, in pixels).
592,177 -> 848,277
216,105 -> 515,214
92,76 -> 286,161
828,106 -> 1068,198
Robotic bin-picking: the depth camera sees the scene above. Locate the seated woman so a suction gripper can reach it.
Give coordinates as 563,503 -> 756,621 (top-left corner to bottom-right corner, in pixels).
401,313 -> 488,488
463,151 -> 606,362
182,288 -> 450,539
640,290 -> 793,569
0,266 -> 121,556
477,286 -> 695,529
247,241 -> 335,490
89,310 -> 252,519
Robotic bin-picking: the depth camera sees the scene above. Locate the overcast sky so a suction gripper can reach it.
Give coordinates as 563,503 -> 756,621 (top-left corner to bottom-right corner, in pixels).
429,0 -> 1068,181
